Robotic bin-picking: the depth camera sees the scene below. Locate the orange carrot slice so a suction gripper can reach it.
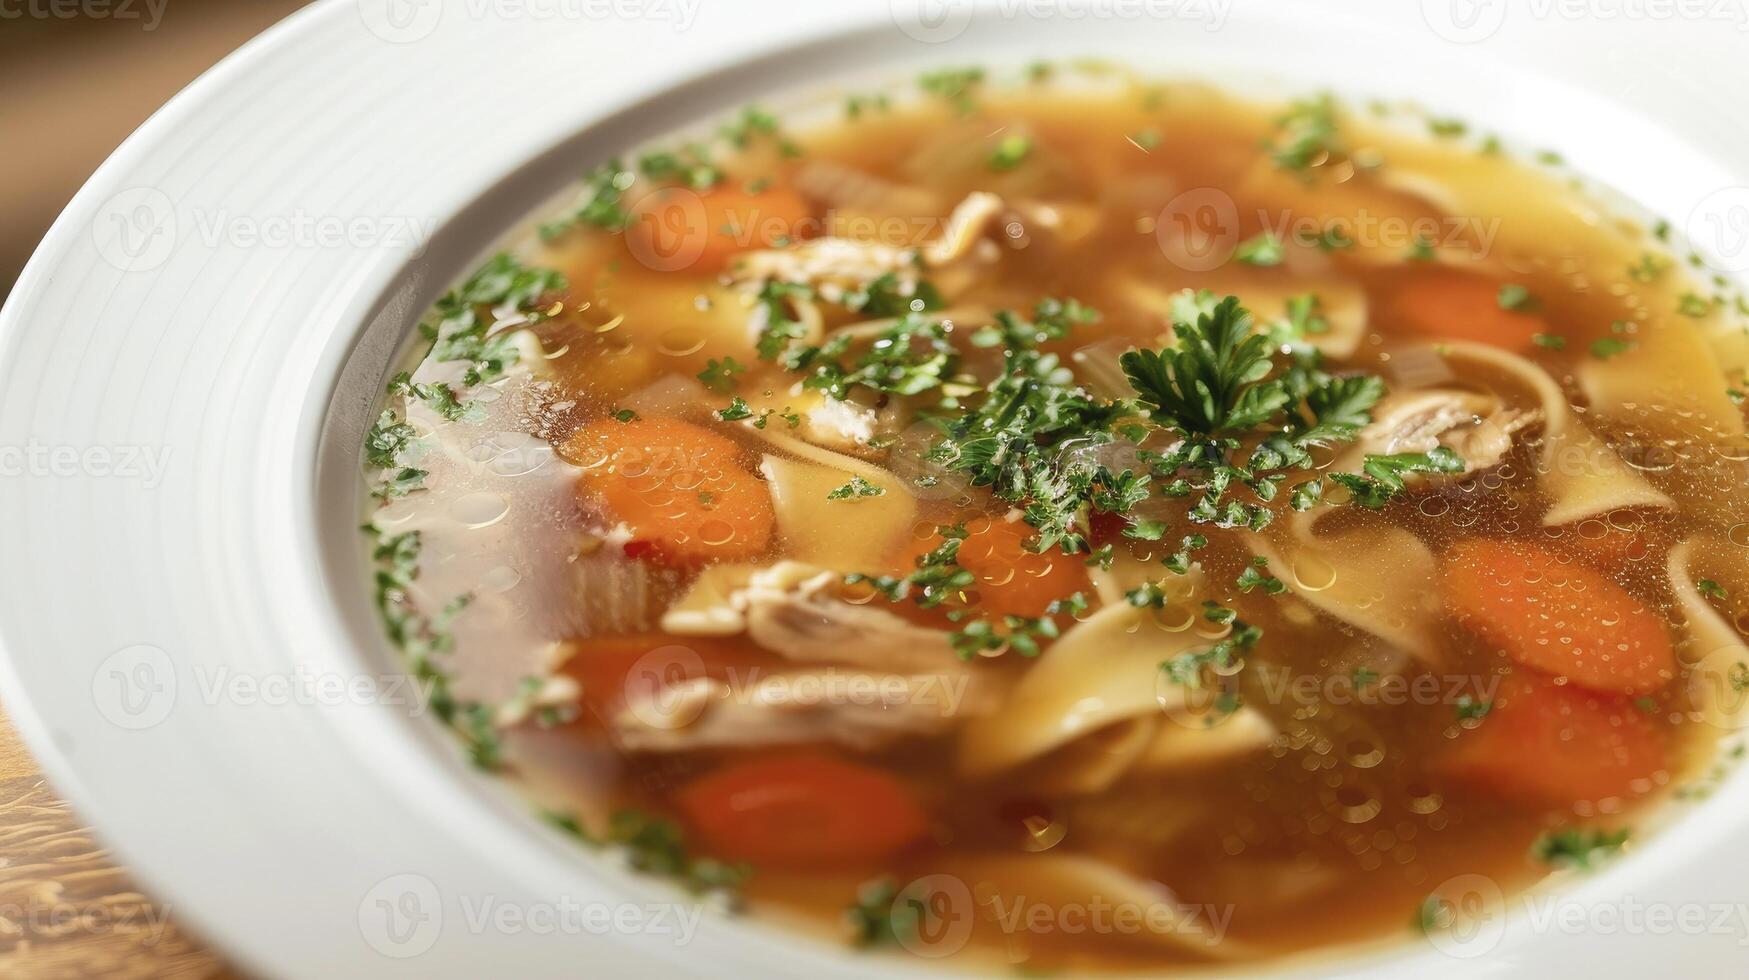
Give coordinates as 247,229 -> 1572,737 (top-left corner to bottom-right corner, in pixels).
565,417 -> 774,565
1387,270 -> 1550,349
905,518 -> 1091,619
1441,538 -> 1674,694
677,754 -> 929,868
625,186 -> 811,274
1440,673 -> 1666,806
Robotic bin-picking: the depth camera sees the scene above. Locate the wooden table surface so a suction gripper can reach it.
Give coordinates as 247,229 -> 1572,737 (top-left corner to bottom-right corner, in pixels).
0,706 -> 233,979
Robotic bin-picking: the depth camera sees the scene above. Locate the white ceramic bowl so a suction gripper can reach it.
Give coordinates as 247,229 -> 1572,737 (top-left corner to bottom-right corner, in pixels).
4,1 -> 1749,976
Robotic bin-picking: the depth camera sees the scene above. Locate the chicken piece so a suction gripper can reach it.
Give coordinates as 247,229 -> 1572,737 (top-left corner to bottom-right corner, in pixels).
1355,388 -> 1541,475
660,562 -> 967,674
611,670 -> 990,752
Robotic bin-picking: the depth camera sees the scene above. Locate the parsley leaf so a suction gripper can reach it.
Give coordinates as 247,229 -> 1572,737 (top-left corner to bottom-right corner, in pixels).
1531,827 -> 1630,871
1329,447 -> 1465,509
827,476 -> 886,501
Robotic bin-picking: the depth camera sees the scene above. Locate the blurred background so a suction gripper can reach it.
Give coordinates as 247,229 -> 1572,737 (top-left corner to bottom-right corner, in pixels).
0,0 -> 308,300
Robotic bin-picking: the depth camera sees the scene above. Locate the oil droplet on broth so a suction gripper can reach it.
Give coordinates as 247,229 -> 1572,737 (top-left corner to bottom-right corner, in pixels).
1020,814 -> 1067,852
697,520 -> 736,547
479,565 -> 522,593
1292,553 -> 1338,592
451,491 -> 510,529
1729,523 -> 1749,547
656,328 -> 707,357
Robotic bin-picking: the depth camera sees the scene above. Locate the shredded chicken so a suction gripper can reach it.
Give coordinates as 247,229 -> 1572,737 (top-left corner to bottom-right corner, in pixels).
662,561 -> 968,674
1355,388 -> 1541,475
612,669 -> 990,751
793,160 -> 946,218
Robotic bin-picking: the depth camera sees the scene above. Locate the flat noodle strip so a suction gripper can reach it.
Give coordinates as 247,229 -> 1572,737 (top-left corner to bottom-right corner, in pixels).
1246,522 -> 1442,665
1432,341 -> 1673,525
957,601 -> 1270,778
912,853 -> 1254,959
1668,538 -> 1749,731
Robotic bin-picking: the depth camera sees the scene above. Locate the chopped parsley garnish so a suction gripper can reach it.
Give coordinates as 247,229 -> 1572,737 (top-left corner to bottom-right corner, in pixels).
1235,556 -> 1286,595
548,809 -> 750,898
844,273 -> 944,318
1496,283 -> 1535,311
540,160 -> 635,238
389,372 -> 483,424
366,409 -> 420,471
1454,696 -> 1493,721
1531,333 -> 1567,351
919,67 -> 984,115
844,93 -> 891,119
697,357 -> 747,393
1531,827 -> 1630,871
1269,93 -> 1341,172
638,144 -> 722,190
1627,252 -> 1667,283
716,397 -> 756,422
1698,579 -> 1729,599
1589,336 -> 1636,360
847,876 -> 930,948
419,253 -> 563,387
1406,236 -> 1437,261
1234,231 -> 1285,266
1414,894 -> 1455,933
1162,610 -> 1261,688
1678,292 -> 1714,318
753,280 -> 813,360
720,104 -> 800,157
1329,448 -> 1465,509
827,476 -> 886,501
989,134 -> 1033,171
1428,117 -> 1467,138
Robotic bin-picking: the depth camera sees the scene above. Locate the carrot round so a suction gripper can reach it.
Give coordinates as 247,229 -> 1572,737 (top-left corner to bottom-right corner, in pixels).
625,185 -> 811,274
564,417 -> 774,565
1387,270 -> 1550,349
676,754 -> 929,868
906,518 -> 1090,619
562,633 -> 777,720
1440,674 -> 1666,805
1441,538 -> 1674,694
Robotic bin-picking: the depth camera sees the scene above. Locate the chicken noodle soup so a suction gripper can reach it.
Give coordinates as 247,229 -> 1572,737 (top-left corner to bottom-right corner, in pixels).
361,67 -> 1749,971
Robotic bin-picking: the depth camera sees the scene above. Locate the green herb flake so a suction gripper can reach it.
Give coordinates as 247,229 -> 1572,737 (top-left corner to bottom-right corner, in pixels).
827,475 -> 887,501
1589,336 -> 1637,360
1496,284 -> 1535,311
1234,231 -> 1285,267
989,133 -> 1033,172
1531,827 -> 1630,871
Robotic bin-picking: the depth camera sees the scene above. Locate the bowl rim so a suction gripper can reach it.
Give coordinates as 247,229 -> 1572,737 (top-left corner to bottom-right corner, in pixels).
5,1 -> 1749,977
